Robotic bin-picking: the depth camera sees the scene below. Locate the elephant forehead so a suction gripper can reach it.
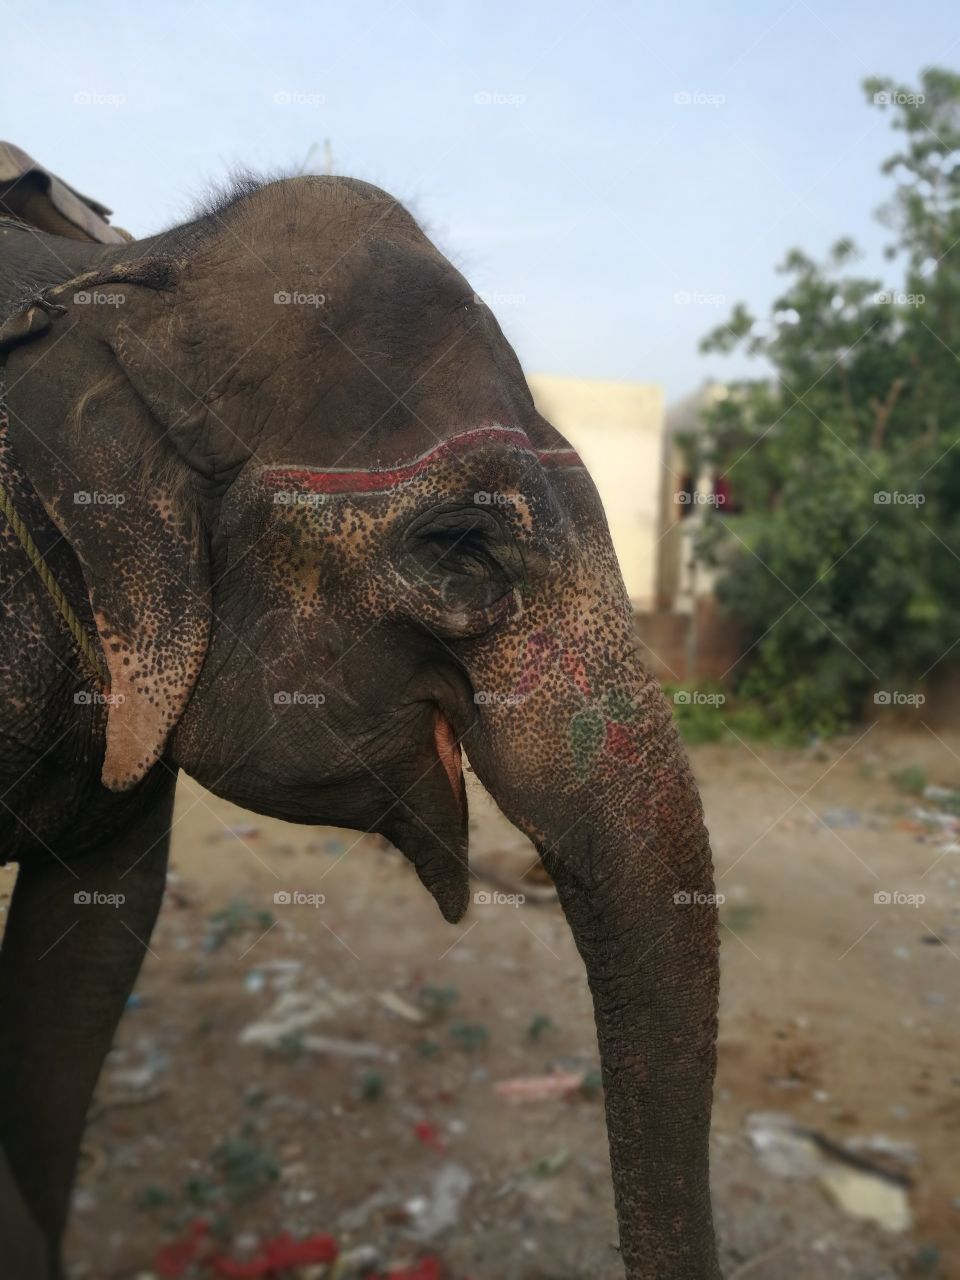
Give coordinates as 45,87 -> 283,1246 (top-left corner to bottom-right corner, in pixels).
259,424 -> 584,497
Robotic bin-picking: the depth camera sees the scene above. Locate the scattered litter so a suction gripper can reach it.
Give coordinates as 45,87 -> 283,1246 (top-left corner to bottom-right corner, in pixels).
745,1113 -> 913,1233
204,899 -> 274,952
377,991 -> 427,1025
819,1165 -> 912,1232
448,1021 -> 489,1051
923,784 -> 960,812
300,1034 -> 384,1059
154,1221 -> 339,1279
416,986 -> 458,1018
413,1121 -> 447,1153
209,823 -> 261,843
526,1013 -> 555,1041
529,1147 -> 569,1178
404,1162 -> 472,1241
493,1071 -> 586,1102
244,970 -> 266,994
821,807 -> 861,829
366,1259 -> 442,1280
239,984 -> 356,1047
211,1131 -> 279,1204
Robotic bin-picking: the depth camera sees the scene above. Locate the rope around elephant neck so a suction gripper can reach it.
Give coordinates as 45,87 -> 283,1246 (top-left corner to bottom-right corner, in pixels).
0,374 -> 109,685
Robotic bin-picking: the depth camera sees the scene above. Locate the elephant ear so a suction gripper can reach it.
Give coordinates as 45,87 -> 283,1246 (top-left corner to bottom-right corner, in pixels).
0,265 -> 210,790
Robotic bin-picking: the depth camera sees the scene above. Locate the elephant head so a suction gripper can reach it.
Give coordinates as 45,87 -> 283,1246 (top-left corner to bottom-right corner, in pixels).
0,176 -> 720,1278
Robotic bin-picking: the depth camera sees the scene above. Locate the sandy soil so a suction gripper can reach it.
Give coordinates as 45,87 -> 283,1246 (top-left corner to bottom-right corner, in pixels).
2,727 -> 958,1279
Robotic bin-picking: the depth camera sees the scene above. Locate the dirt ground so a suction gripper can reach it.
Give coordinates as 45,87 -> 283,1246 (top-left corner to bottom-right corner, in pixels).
3,727 -> 959,1279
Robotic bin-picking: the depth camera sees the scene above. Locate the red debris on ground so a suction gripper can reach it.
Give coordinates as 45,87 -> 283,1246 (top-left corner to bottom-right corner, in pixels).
367,1258 -> 445,1280
154,1224 -> 339,1279
412,1120 -> 447,1152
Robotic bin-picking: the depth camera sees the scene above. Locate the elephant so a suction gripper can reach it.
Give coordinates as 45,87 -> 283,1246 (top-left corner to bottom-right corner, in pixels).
0,171 -> 721,1279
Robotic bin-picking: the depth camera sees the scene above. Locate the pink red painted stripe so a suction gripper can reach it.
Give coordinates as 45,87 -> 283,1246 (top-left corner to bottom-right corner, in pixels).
261,425 -> 584,495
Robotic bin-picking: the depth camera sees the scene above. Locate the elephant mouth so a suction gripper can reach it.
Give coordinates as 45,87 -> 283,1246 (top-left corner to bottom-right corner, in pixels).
433,710 -> 463,805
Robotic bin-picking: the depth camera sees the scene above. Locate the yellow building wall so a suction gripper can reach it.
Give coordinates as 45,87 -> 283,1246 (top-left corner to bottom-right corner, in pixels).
526,374 -> 665,608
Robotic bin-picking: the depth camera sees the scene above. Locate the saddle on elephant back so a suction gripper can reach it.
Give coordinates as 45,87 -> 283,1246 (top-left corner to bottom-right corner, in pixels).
0,141 -> 128,243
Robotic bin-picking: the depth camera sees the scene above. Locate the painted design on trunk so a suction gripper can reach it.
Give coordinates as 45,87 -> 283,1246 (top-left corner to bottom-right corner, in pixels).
512,630 -> 644,774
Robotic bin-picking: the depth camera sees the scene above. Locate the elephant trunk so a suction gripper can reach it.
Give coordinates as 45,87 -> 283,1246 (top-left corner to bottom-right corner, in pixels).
552,715 -> 720,1279
461,606 -> 720,1279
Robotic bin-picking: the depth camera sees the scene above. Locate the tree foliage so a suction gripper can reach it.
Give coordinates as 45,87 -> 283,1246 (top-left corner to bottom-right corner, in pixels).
696,68 -> 960,733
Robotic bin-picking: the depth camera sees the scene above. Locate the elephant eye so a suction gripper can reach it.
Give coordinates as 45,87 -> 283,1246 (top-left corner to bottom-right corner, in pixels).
398,504 -> 525,616
416,523 -> 499,578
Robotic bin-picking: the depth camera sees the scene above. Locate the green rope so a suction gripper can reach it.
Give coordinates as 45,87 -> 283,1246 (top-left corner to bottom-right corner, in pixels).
0,374 -> 109,686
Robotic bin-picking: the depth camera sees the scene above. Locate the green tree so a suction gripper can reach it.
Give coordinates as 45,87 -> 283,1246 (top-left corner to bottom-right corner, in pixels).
696,67 -> 960,734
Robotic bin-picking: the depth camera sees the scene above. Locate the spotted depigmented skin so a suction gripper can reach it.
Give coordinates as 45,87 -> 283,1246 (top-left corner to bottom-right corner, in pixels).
0,178 -> 720,1280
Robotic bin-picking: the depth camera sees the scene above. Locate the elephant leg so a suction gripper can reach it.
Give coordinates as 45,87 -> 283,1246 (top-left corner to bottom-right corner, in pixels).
0,777 -> 175,1278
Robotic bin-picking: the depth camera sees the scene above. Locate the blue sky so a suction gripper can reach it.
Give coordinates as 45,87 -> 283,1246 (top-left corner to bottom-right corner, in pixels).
4,0 -> 957,400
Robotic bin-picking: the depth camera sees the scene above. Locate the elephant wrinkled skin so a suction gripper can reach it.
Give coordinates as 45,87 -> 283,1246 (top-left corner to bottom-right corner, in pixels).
0,176 -> 720,1279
